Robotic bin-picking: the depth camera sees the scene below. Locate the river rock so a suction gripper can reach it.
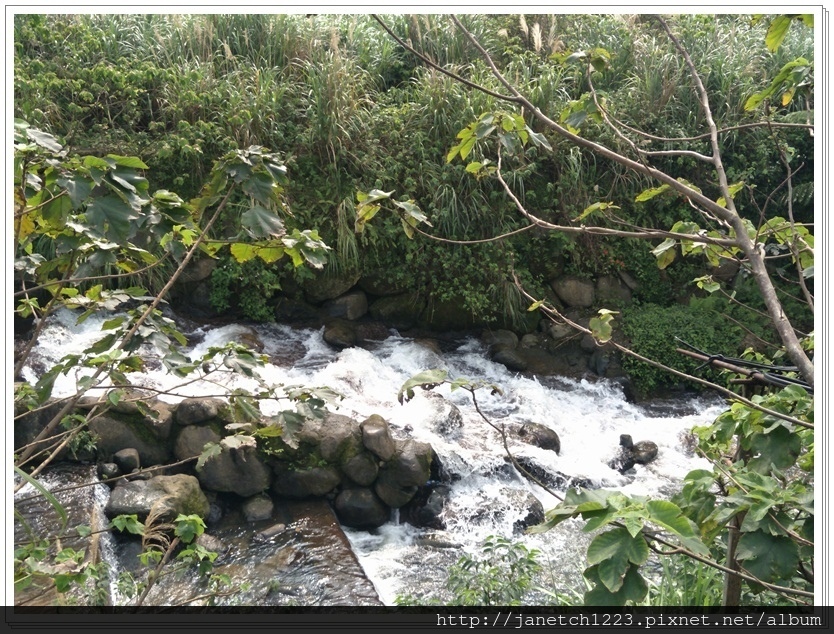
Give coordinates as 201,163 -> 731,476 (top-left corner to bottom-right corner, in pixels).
374,439 -> 433,508
98,462 -> 121,480
596,274 -> 632,305
360,414 -> 396,461
303,270 -> 361,303
342,451 -> 379,486
482,329 -> 519,349
113,448 -> 141,473
551,275 -> 595,308
420,392 -> 464,437
333,488 -> 390,529
271,466 -> 342,499
402,483 -> 450,529
233,328 -> 265,353
174,425 -> 222,461
501,487 -> 545,534
322,290 -> 368,321
254,522 -> 287,542
195,532 -> 228,556
323,319 -> 357,349
513,456 -> 594,490
273,297 -> 321,323
516,423 -> 561,454
242,493 -> 274,522
491,345 -> 528,372
608,434 -> 659,473
317,413 -> 363,463
175,397 -> 224,426
196,436 -> 272,497
87,412 -> 173,467
104,474 -> 210,521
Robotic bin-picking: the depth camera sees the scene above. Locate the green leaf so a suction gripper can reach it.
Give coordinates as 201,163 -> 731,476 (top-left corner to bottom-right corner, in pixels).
14,467 -> 68,531
174,514 -> 206,544
196,442 -> 222,470
736,532 -> 799,583
230,242 -> 257,263
110,514 -> 144,535
765,16 -> 793,52
398,369 -> 449,404
241,204 -> 285,239
652,238 -> 677,269
635,184 -> 671,202
574,201 -> 619,222
107,155 -> 149,169
27,128 -> 63,153
85,195 -> 139,242
717,182 -> 745,208
587,527 -> 649,593
746,425 -> 802,474
583,563 -> 648,606
242,171 -> 279,206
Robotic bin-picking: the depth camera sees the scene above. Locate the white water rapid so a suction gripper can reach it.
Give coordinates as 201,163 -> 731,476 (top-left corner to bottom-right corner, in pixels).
20,308 -> 726,605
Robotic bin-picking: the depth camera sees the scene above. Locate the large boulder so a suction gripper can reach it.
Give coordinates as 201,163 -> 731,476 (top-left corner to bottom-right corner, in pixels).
374,439 -> 433,508
608,434 -> 659,473
174,425 -> 222,461
322,291 -> 368,321
596,275 -> 632,306
242,494 -> 274,522
87,411 -> 173,466
273,297 -> 321,323
196,435 -> 272,497
419,298 -> 486,332
360,415 -> 396,461
491,346 -> 528,372
502,488 -> 545,534
516,422 -> 561,454
175,398 -> 226,426
551,275 -> 595,308
342,451 -> 379,486
420,392 -> 464,437
333,488 -> 390,529
271,466 -> 342,499
323,319 -> 357,349
482,329 -> 519,349
402,483 -> 450,529
104,474 -> 210,521
303,270 -> 361,304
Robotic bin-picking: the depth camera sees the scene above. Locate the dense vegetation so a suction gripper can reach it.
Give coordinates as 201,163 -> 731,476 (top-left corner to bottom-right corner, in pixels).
14,15 -> 813,383
13,13 -> 815,608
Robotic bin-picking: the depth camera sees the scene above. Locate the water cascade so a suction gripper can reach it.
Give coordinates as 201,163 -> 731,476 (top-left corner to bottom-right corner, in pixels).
18,309 -> 725,605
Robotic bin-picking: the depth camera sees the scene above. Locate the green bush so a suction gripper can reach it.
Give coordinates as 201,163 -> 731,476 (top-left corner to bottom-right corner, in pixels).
621,299 -> 742,395
396,535 -> 542,606
210,258 -> 283,322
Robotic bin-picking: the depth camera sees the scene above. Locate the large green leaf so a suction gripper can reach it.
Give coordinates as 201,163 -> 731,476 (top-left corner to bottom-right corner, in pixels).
583,563 -> 648,606
765,16 -> 793,52
736,532 -> 799,583
587,527 -> 649,592
241,204 -> 285,239
398,369 -> 448,404
85,194 -> 139,242
746,425 -> 802,474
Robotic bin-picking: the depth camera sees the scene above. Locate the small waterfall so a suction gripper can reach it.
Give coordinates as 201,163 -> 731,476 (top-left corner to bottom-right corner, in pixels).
18,308 -> 726,605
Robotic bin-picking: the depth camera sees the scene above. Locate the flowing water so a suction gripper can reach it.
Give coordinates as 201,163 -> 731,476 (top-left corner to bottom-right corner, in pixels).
18,308 -> 726,605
